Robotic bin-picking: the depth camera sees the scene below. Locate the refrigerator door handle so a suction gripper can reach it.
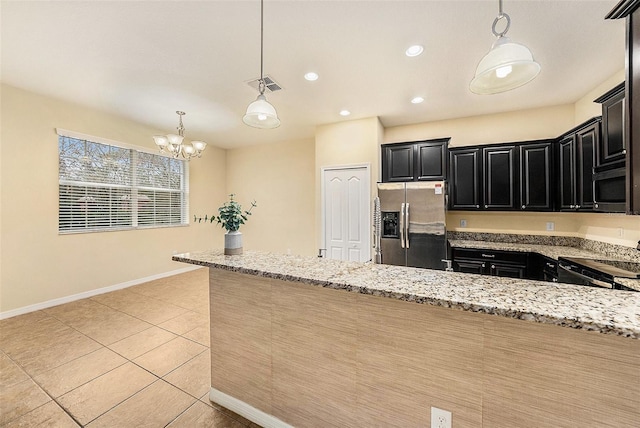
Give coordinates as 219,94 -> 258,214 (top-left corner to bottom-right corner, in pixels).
405,202 -> 410,248
400,203 -> 405,248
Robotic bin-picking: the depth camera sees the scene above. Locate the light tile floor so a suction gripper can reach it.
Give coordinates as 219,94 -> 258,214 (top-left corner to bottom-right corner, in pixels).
0,268 -> 261,427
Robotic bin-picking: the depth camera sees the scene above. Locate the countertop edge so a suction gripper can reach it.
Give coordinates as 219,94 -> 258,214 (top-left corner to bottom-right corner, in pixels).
172,253 -> 640,340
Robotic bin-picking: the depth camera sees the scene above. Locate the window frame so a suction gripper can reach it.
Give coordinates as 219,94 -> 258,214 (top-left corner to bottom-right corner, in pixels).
57,128 -> 190,234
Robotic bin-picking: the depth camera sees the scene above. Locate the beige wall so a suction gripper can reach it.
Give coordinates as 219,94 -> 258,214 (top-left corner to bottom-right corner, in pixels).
225,138 -> 316,256
385,104 -> 575,147
314,117 -> 383,251
574,69 -> 625,125
447,211 -> 640,248
0,84 -> 227,313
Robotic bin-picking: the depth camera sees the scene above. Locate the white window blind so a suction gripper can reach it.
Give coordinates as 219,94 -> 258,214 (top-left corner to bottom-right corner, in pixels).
58,132 -> 189,233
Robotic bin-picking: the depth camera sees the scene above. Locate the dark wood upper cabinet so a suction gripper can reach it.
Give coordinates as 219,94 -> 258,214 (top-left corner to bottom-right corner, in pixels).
449,148 -> 481,210
482,146 -> 517,210
606,0 -> 640,215
416,140 -> 447,180
519,141 -> 554,211
382,138 -> 449,182
383,144 -> 414,182
594,82 -> 626,168
558,118 -> 600,211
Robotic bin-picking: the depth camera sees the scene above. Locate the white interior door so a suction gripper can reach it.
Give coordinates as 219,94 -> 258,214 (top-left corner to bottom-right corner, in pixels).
322,166 -> 370,262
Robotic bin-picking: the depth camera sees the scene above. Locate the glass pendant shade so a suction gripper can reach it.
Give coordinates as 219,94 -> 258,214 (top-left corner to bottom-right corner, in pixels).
470,36 -> 541,95
243,94 -> 281,128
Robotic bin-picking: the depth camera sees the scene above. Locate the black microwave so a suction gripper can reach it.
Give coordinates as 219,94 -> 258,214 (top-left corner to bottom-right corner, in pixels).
593,167 -> 625,212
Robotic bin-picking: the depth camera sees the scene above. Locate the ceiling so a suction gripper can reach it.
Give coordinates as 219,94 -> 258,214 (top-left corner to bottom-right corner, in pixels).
1,0 -> 625,149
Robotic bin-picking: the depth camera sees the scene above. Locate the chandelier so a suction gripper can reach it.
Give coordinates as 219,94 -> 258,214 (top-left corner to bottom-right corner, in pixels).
153,111 -> 207,159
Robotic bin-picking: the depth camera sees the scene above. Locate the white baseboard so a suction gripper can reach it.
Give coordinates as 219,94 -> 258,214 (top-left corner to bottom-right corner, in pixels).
209,387 -> 294,428
0,265 -> 203,320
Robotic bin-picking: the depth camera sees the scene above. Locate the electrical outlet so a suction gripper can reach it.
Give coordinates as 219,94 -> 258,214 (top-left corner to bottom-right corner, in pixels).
460,219 -> 467,228
431,407 -> 451,428
618,228 -> 624,237
546,222 -> 555,231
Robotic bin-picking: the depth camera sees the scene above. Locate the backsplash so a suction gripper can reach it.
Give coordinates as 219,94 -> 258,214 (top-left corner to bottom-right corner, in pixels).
447,231 -> 640,263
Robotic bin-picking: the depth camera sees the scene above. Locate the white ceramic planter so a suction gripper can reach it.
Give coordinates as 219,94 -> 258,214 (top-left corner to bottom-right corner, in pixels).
224,231 -> 243,255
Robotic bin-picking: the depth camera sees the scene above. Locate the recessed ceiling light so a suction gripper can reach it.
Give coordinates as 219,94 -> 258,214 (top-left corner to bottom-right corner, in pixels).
304,72 -> 319,81
339,110 -> 351,116
405,45 -> 424,57
411,96 -> 425,104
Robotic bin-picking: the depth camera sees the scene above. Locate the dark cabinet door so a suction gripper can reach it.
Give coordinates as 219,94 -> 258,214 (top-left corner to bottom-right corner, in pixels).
519,142 -> 554,211
489,262 -> 526,278
595,83 -> 626,168
383,144 -> 414,182
449,148 -> 481,209
453,259 -> 486,275
576,122 -> 597,210
559,135 -> 576,210
483,146 -> 517,210
416,140 -> 447,180
382,139 -> 449,182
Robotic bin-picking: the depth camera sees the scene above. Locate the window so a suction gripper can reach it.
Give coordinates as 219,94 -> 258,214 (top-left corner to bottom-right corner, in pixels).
58,131 -> 189,233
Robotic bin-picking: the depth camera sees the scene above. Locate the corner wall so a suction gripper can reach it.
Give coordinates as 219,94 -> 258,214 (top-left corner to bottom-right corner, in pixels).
225,138 -> 316,256
0,84 -> 227,314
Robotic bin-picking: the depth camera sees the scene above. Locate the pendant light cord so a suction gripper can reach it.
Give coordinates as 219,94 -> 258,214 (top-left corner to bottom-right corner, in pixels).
498,0 -> 503,17
259,0 -> 265,95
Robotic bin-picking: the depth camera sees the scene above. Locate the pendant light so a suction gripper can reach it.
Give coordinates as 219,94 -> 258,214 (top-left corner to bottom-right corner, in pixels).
153,111 -> 206,160
470,0 -> 541,95
243,0 -> 280,128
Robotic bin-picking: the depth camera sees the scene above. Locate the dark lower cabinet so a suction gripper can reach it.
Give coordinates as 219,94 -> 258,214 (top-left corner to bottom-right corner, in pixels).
452,248 -> 527,278
528,253 -> 558,282
452,248 -> 559,282
382,138 -> 449,182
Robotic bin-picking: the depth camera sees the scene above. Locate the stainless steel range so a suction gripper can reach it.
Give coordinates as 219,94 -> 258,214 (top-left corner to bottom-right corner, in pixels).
557,257 -> 640,291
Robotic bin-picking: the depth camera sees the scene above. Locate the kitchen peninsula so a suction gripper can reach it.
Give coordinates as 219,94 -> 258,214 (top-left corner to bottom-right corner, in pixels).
173,250 -> 640,428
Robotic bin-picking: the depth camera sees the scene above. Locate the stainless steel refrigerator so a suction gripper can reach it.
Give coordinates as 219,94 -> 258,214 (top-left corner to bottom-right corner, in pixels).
375,181 -> 447,269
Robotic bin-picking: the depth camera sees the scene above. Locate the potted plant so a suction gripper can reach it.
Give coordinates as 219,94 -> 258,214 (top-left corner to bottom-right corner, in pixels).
209,194 -> 257,255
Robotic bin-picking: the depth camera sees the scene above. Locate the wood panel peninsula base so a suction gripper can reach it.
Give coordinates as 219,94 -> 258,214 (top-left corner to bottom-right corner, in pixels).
173,250 -> 640,428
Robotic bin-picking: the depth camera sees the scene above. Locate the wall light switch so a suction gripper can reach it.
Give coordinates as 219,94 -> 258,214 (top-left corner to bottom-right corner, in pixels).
546,222 -> 555,231
460,219 -> 467,228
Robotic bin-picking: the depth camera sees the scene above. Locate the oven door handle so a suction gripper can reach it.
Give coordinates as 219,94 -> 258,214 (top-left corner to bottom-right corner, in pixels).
558,264 -> 613,289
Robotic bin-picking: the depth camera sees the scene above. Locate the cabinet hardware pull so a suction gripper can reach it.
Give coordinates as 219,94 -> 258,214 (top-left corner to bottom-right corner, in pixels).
484,204 -> 488,208
570,205 -> 575,209
481,254 -> 496,258
521,205 -> 526,209
576,205 -> 581,209
476,205 -> 480,208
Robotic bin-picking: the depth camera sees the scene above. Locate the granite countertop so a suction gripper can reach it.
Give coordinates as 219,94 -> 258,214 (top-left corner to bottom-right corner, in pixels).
173,250 -> 640,339
449,239 -> 605,260
449,239 -> 640,292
